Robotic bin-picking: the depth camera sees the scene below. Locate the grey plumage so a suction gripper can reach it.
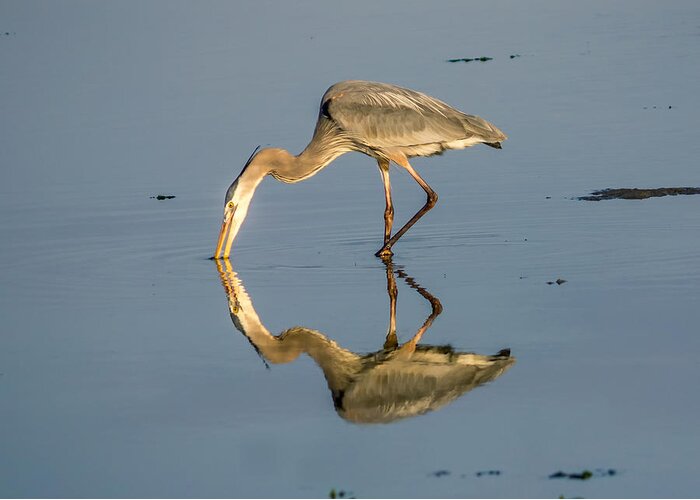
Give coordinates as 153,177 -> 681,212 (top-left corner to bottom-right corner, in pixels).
320,80 -> 506,159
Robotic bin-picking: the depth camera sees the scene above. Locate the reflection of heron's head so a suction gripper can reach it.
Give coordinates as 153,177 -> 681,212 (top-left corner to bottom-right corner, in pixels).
333,347 -> 515,424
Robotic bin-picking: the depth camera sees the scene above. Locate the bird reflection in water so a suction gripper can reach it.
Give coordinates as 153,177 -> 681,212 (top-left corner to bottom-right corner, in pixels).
215,259 -> 514,424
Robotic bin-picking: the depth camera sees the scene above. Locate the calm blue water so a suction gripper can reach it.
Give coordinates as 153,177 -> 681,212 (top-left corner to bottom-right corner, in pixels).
2,1 -> 700,497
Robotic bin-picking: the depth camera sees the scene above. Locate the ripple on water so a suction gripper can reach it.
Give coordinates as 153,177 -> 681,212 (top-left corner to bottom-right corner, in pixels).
4,185 -> 697,307
0,192 -> 218,307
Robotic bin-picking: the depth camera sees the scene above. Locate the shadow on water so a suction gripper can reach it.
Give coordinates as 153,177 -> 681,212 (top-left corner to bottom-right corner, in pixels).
215,259 -> 515,424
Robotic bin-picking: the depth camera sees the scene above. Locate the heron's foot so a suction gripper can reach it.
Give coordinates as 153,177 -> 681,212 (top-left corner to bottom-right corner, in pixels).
375,246 -> 394,259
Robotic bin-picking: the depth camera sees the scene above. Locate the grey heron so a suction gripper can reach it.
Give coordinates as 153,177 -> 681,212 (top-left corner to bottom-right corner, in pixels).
214,80 -> 507,259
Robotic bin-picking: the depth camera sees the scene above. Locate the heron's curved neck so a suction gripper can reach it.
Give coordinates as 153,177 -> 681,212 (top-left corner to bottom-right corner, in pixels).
272,121 -> 350,183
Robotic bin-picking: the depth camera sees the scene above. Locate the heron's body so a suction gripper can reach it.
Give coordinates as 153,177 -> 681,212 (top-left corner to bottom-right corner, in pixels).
214,80 -> 506,258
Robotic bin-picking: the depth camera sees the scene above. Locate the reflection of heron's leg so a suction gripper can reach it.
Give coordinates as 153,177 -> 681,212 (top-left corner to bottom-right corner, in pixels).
383,258 -> 398,350
376,155 -> 437,257
395,268 -> 443,356
396,268 -> 443,320
377,159 -> 394,257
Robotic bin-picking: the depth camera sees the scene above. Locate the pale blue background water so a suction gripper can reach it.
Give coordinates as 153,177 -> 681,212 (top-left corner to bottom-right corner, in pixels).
2,1 -> 700,497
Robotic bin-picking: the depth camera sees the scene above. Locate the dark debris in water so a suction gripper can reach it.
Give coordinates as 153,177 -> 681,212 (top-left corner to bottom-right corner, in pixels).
550,468 -> 617,480
447,56 -> 493,63
430,469 -> 451,478
150,194 -> 176,200
476,470 -> 502,477
550,470 -> 592,480
329,488 -> 354,499
547,278 -> 567,286
579,187 -> 700,201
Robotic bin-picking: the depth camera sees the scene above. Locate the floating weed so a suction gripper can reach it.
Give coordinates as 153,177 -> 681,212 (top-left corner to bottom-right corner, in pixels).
476,470 -> 502,477
550,468 -> 617,480
446,56 -> 493,63
329,488 -> 355,498
550,470 -> 589,480
429,469 -> 451,478
579,187 -> 700,201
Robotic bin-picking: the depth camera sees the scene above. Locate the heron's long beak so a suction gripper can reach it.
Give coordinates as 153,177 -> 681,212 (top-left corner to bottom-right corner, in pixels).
214,208 -> 236,259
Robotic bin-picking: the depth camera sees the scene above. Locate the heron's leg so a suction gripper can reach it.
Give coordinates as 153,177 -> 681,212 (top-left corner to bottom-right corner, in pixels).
383,257 -> 398,350
377,159 -> 394,257
375,156 -> 438,257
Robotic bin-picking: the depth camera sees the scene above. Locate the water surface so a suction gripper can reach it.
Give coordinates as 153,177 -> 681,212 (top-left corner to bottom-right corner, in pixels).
2,1 -> 700,498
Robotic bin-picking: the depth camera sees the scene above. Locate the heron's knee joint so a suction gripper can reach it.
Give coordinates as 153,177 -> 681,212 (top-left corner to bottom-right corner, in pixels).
427,191 -> 438,207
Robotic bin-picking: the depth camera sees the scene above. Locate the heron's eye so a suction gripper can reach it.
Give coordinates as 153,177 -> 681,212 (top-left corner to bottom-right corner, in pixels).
227,201 -> 234,209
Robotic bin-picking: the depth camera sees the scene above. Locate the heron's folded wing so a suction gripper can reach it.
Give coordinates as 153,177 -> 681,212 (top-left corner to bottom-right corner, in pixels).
323,81 -> 504,152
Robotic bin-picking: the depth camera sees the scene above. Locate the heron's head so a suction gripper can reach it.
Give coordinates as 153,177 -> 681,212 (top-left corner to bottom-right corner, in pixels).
214,147 -> 278,259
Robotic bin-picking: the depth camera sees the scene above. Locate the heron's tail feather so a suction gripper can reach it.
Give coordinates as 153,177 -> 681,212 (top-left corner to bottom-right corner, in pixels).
484,142 -> 502,149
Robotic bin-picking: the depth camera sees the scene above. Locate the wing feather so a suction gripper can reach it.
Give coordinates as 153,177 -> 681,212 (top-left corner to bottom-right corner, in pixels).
322,80 -> 506,157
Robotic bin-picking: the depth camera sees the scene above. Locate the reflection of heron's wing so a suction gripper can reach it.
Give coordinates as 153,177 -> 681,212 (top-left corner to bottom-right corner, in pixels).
336,347 -> 515,424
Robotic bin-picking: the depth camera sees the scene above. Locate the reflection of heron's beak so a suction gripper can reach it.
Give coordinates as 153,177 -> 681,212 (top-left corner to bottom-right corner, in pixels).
215,257 -> 239,312
214,208 -> 235,259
